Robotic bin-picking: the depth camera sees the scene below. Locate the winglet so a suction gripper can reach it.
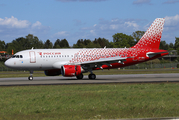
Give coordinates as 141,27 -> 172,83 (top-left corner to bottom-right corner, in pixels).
132,18 -> 165,49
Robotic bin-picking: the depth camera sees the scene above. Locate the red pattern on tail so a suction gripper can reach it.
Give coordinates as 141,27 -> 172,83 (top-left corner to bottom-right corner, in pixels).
132,18 -> 165,49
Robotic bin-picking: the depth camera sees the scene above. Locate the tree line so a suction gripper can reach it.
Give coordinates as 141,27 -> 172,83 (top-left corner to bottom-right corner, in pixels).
0,31 -> 178,55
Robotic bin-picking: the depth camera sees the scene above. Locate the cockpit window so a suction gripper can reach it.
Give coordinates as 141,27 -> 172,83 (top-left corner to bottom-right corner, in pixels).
11,55 -> 23,58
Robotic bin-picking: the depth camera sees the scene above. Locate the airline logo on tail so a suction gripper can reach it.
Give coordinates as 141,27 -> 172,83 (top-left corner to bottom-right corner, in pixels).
133,18 -> 165,49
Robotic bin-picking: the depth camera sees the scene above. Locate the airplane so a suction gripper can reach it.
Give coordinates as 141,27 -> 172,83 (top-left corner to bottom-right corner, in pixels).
5,18 -> 169,80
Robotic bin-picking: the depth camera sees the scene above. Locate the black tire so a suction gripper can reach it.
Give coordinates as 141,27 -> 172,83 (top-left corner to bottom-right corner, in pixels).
88,74 -> 96,79
76,74 -> 83,79
28,76 -> 33,81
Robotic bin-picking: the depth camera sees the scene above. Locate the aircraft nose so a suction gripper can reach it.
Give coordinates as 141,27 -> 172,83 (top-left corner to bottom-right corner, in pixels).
4,59 -> 13,68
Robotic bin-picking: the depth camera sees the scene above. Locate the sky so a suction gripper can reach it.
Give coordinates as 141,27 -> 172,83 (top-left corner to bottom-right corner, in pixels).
0,0 -> 179,46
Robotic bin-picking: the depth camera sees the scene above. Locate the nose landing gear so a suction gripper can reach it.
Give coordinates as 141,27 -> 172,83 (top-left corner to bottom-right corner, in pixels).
28,71 -> 33,80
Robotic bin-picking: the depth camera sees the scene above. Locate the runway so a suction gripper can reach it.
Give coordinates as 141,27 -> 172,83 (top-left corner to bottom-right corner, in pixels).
0,73 -> 179,86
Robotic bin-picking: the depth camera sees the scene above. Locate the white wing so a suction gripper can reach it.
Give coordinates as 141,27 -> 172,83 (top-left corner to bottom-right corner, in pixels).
80,56 -> 127,69
52,56 -> 127,69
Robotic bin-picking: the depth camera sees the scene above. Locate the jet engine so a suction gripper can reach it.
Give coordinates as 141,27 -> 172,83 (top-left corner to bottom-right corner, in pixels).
61,65 -> 83,77
44,69 -> 61,76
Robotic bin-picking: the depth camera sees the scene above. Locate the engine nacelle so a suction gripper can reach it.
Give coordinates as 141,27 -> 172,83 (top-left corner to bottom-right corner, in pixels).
61,65 -> 82,77
44,69 -> 61,76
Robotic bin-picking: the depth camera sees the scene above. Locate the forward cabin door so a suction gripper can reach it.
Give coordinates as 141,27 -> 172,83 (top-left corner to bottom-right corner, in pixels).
29,51 -> 36,63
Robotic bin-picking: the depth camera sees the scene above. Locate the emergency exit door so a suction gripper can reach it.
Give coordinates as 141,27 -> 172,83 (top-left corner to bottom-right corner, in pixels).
29,51 -> 36,63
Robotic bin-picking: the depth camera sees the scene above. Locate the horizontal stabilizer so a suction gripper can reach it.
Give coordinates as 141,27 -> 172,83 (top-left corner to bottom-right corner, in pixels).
146,51 -> 168,58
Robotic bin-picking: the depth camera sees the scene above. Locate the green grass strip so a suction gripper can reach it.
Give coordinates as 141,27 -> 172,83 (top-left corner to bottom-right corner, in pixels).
0,83 -> 179,119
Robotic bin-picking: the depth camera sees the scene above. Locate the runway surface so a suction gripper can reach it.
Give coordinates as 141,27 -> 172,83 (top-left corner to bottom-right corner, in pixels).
0,73 -> 179,86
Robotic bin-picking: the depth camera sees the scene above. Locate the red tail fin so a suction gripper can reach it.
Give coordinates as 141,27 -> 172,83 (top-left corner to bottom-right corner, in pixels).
132,18 -> 165,49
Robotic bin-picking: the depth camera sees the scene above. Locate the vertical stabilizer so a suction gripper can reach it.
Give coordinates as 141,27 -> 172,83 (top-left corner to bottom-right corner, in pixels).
132,18 -> 165,49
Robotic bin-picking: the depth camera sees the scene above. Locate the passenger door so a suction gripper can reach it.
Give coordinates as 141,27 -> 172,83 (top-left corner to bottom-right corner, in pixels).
29,51 -> 36,63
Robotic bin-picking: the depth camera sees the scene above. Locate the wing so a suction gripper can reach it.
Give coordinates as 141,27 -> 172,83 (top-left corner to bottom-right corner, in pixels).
52,56 -> 127,70
80,56 -> 127,69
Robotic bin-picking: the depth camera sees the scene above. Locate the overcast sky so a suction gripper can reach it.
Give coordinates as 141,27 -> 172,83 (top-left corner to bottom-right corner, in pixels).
0,0 -> 179,45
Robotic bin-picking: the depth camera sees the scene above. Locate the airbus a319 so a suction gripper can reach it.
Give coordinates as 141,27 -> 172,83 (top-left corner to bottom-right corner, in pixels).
5,18 -> 168,80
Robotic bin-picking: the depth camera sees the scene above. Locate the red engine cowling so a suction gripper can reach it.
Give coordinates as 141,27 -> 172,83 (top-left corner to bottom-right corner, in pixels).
61,65 -> 82,77
44,69 -> 61,76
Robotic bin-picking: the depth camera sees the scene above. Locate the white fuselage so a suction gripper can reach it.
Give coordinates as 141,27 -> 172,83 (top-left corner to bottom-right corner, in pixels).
5,49 -> 78,70
5,48 -> 130,70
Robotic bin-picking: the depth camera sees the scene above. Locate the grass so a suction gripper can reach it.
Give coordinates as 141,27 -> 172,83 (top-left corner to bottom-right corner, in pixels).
0,83 -> 179,119
0,71 -> 45,78
0,68 -> 179,78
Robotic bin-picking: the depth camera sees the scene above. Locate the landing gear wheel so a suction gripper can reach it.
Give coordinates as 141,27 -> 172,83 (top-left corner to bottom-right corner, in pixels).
88,74 -> 96,79
28,76 -> 33,81
76,74 -> 83,79
28,70 -> 34,81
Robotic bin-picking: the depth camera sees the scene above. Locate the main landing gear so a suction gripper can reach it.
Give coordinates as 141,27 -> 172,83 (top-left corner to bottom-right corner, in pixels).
88,70 -> 96,79
76,73 -> 96,80
88,73 -> 96,79
76,73 -> 84,79
28,70 -> 33,80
